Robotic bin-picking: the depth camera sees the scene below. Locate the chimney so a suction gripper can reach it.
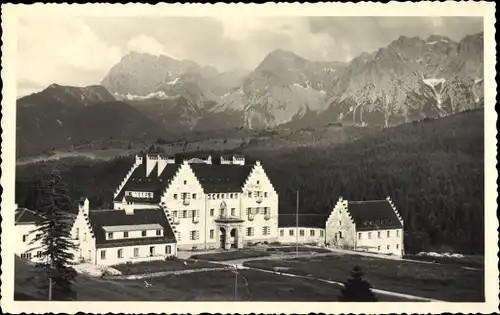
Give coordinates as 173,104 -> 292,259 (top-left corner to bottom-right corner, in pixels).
124,198 -> 135,215
157,156 -> 169,176
146,154 -> 158,177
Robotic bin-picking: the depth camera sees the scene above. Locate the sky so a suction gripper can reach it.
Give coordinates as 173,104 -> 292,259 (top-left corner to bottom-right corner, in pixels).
17,16 -> 483,98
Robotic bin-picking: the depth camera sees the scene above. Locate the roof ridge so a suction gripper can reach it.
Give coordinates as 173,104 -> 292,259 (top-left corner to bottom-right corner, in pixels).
348,199 -> 388,204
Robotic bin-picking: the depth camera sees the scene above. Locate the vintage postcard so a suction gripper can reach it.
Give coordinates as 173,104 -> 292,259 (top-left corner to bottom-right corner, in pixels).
1,2 -> 498,314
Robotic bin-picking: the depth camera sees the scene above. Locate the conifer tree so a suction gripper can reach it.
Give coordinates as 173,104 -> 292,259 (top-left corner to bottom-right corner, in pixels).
339,265 -> 378,302
30,169 -> 78,301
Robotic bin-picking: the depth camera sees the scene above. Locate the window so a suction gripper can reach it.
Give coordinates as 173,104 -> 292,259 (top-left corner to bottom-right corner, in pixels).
173,211 -> 177,218
310,230 -> 315,237
75,228 -> 80,240
22,235 -> 28,242
208,194 -> 212,200
177,232 -> 181,242
299,229 -> 304,236
21,253 -> 32,260
378,231 -> 381,239
149,246 -> 155,257
257,180 -> 260,185
396,230 -> 400,237
117,249 -> 123,258
134,248 -> 139,257
101,250 -> 106,260
231,208 -> 235,216
280,230 -> 284,237
36,251 -> 42,258
210,229 -> 214,239
262,226 -> 270,236
358,233 -> 362,240
246,227 -> 254,236
184,180 -> 187,185
108,232 -> 114,240
387,230 -> 391,238
368,232 -> 372,239
166,245 -> 172,255
156,230 -> 162,236
190,230 -> 199,240
264,192 -> 268,197
84,232 -> 87,241
183,210 -> 188,218
174,194 -> 178,200
217,193 -> 220,199
377,246 -> 380,251
124,231 -> 129,238
387,245 -> 390,250
320,230 -> 324,237
192,193 -> 197,199
339,220 -> 342,226
246,208 -> 251,215
210,209 -> 214,216
248,192 -> 252,198
396,244 -> 399,249
142,231 -> 147,237
289,230 -> 294,236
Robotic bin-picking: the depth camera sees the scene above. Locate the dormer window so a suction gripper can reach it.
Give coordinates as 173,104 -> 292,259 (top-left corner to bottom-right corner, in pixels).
107,232 -> 114,239
142,231 -> 147,237
156,230 -> 162,236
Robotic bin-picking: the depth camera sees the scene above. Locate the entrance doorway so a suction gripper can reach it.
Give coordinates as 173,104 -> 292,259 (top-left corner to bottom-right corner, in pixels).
230,228 -> 238,248
220,227 -> 227,249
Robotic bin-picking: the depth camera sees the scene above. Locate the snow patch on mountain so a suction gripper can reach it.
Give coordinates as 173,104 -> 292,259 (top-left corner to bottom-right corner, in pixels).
167,77 -> 180,85
423,78 -> 446,87
115,91 -> 178,101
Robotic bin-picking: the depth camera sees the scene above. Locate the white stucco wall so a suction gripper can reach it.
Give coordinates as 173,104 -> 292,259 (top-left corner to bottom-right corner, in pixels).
355,228 -> 404,256
325,198 -> 356,248
95,242 -> 177,266
240,162 -> 279,245
278,227 -> 325,245
161,162 -> 206,250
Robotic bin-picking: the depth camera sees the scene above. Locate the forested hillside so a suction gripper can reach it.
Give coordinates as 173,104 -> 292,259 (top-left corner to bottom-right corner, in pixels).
15,109 -> 484,254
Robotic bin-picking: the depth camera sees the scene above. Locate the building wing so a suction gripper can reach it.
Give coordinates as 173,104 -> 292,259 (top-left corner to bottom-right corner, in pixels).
88,208 -> 177,248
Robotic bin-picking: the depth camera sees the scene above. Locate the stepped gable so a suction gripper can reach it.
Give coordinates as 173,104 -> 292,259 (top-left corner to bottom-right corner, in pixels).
190,163 -> 254,193
278,213 -> 329,229
113,163 -> 181,203
88,208 -> 176,249
347,199 -> 403,231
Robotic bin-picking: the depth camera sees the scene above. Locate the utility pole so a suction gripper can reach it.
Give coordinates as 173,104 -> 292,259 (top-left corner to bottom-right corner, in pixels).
234,265 -> 238,301
296,190 -> 299,257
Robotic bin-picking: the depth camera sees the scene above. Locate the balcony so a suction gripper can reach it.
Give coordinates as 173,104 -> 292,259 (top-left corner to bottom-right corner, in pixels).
192,216 -> 199,224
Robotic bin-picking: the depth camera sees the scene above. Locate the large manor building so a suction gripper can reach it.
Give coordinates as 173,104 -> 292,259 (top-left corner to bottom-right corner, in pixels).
15,154 -> 404,266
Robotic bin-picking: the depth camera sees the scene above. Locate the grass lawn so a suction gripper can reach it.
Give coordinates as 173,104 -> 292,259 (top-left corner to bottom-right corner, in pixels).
112,258 -> 222,275
15,256 -> 417,301
266,246 -> 331,253
243,253 -> 484,302
191,249 -> 271,261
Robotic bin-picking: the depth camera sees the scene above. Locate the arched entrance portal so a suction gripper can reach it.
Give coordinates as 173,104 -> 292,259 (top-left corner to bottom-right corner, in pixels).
230,228 -> 238,249
220,227 -> 227,249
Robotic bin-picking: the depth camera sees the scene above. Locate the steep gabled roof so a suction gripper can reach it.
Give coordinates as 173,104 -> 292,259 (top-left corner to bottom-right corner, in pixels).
15,208 -> 42,225
347,200 -> 403,231
190,164 -> 254,193
88,208 -> 176,248
113,163 -> 181,203
278,214 -> 328,229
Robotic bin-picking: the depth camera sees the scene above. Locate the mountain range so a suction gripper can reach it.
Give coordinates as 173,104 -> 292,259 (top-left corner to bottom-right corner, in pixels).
16,32 -> 484,156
